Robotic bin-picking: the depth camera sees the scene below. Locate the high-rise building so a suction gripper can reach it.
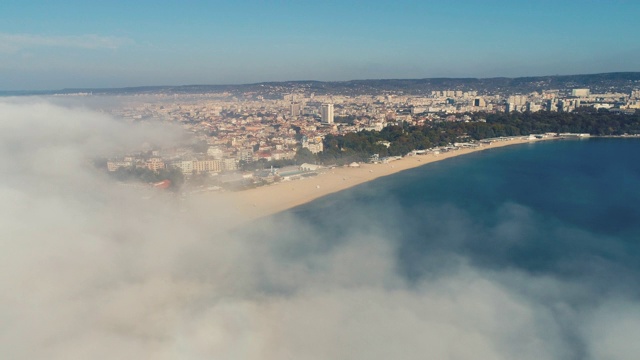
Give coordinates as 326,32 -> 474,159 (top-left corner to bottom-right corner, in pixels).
508,95 -> 525,106
473,97 -> 486,107
526,102 -> 540,112
321,103 -> 334,124
557,100 -> 566,112
290,102 -> 301,117
505,102 -> 514,113
546,99 -> 556,112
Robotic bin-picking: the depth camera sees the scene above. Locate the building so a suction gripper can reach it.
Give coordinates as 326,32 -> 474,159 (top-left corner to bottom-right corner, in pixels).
193,159 -> 222,174
107,160 -> 132,172
237,148 -> 255,162
300,163 -> 322,171
177,160 -> 194,175
145,158 -> 165,172
571,88 -> 590,97
473,98 -> 486,107
557,100 -> 566,112
546,99 -> 556,112
290,102 -> 301,117
222,158 -> 238,171
207,146 -> 224,159
526,102 -> 540,112
302,135 -> 324,154
321,103 -> 334,124
505,102 -> 515,113
508,95 -> 525,106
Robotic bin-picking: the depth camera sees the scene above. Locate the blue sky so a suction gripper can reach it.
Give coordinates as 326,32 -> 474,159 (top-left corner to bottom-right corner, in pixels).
1,0 -> 639,90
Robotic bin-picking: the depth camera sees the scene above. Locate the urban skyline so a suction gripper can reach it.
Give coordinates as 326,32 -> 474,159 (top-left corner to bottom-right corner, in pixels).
1,0 -> 639,91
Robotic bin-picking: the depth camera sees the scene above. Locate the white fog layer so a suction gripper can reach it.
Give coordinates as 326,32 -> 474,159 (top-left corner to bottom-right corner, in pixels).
1,99 -> 638,360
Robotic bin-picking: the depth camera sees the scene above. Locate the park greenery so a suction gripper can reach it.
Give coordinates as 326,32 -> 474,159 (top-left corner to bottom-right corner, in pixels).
311,109 -> 640,165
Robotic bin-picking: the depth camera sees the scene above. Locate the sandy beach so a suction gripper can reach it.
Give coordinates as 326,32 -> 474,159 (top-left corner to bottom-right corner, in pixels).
209,137 -> 555,221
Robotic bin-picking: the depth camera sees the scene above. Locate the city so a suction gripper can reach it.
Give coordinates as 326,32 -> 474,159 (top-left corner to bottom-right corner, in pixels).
96,79 -> 640,191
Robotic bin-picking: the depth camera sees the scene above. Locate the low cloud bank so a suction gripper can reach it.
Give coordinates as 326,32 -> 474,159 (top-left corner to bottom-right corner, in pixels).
1,99 -> 638,359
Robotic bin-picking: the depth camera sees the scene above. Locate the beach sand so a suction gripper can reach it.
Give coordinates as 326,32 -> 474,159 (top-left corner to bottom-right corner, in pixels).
208,137 -> 554,221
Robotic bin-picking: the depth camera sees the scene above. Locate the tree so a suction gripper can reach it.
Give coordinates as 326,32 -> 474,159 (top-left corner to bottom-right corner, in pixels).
295,147 -> 317,164
307,110 -> 640,164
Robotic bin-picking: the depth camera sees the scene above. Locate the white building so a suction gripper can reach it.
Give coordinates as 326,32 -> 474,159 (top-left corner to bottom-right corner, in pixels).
300,163 -> 322,171
571,88 -> 590,97
321,103 -> 334,124
302,136 -> 324,154
145,158 -> 165,171
194,159 -> 222,174
207,146 -> 224,159
222,158 -> 238,171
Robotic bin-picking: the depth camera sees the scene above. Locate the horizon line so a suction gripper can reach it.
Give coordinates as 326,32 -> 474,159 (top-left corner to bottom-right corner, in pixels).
2,71 -> 640,94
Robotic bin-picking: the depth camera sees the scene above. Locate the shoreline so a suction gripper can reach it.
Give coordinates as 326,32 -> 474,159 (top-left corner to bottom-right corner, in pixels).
205,137 -> 558,221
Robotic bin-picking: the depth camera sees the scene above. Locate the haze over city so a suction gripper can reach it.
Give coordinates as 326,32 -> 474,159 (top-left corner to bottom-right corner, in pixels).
2,0 -> 640,91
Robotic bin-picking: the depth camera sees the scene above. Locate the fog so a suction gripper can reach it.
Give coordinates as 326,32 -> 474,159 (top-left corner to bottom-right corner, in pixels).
1,99 -> 638,359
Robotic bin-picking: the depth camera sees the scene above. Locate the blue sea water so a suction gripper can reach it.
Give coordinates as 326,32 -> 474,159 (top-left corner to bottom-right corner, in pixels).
278,138 -> 640,294
235,138 -> 640,357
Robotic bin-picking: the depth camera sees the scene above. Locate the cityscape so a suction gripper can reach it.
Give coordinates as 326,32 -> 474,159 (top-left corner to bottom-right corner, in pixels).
89,75 -> 640,191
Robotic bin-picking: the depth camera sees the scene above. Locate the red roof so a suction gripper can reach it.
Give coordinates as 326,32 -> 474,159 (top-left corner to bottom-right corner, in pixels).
153,180 -> 171,189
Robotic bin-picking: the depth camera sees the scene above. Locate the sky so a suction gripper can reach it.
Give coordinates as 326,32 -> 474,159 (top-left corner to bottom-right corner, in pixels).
1,0 -> 640,90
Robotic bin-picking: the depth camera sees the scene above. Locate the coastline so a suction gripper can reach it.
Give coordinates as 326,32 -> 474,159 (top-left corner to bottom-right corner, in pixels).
206,137 -> 558,221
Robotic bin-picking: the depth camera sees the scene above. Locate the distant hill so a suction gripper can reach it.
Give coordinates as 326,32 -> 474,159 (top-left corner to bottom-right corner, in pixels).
2,72 -> 640,97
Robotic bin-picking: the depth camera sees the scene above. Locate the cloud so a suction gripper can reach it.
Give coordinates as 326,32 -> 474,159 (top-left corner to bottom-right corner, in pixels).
582,300 -> 640,360
0,98 -> 638,359
0,33 -> 134,53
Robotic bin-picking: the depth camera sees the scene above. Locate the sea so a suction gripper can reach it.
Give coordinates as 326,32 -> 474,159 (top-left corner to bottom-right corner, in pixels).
261,137 -> 640,295
241,138 -> 640,357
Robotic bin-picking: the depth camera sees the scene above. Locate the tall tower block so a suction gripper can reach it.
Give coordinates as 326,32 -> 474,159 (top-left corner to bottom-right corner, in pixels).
321,103 -> 334,124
